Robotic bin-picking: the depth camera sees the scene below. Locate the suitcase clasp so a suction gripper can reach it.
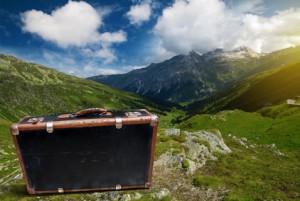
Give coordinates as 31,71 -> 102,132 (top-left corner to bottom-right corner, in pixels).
46,122 -> 54,133
58,188 -> 64,193
115,184 -> 122,190
115,117 -> 122,129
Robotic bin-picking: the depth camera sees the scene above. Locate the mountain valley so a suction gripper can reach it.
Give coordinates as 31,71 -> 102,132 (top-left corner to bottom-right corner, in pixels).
89,46 -> 300,104
0,49 -> 299,200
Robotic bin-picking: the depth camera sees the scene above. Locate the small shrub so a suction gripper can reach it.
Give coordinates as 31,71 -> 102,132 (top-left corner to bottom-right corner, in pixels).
181,159 -> 190,169
192,138 -> 211,151
173,132 -> 187,143
159,135 -> 171,142
182,145 -> 190,154
192,175 -> 223,189
173,162 -> 180,168
172,148 -> 182,156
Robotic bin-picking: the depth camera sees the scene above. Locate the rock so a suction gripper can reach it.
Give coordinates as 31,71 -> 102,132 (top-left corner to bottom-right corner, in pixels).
195,131 -> 232,154
269,143 -> 276,149
186,142 -> 209,161
156,129 -> 231,175
232,136 -> 248,148
273,150 -> 284,156
132,192 -> 142,200
164,128 -> 180,136
92,192 -> 110,200
185,159 -> 197,174
241,137 -> 247,142
120,194 -> 131,201
155,152 -> 183,168
108,191 -> 120,201
155,188 -> 170,200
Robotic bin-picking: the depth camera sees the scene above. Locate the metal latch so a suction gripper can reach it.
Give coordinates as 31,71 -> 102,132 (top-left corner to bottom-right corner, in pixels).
58,188 -> 64,193
150,115 -> 158,126
116,184 -> 122,190
115,117 -> 122,129
28,117 -> 44,124
46,122 -> 54,133
11,124 -> 19,135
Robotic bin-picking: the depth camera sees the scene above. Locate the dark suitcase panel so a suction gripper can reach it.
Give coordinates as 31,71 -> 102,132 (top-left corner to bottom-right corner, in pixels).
16,124 -> 153,192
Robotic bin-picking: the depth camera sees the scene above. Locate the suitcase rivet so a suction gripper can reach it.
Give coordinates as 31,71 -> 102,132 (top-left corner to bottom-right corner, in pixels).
115,117 -> 122,129
46,122 -> 54,133
58,188 -> 64,193
116,184 -> 122,190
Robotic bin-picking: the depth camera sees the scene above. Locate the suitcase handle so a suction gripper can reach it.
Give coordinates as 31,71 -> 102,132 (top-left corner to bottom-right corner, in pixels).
76,108 -> 107,117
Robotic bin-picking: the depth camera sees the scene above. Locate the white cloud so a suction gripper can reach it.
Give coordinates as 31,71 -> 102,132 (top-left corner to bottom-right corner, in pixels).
154,0 -> 300,54
237,8 -> 300,52
83,65 -> 124,77
98,31 -> 127,44
94,47 -> 117,64
80,47 -> 117,64
21,1 -> 127,65
41,49 -> 125,78
147,40 -> 176,62
228,0 -> 264,14
122,65 -> 146,71
126,3 -> 151,26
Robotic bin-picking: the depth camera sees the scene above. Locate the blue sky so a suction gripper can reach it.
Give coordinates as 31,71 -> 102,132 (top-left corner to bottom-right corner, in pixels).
1,0 -> 300,77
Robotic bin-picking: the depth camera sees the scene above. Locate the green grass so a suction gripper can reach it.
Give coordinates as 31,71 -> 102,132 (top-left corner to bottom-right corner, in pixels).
179,109 -> 300,152
155,129 -> 182,159
180,104 -> 300,200
192,175 -> 223,189
181,159 -> 189,169
196,136 -> 300,200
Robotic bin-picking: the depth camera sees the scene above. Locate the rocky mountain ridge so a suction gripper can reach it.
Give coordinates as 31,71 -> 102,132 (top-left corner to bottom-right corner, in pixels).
89,47 -> 262,103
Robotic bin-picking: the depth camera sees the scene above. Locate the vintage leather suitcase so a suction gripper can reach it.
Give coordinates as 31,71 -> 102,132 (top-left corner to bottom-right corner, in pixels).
10,108 -> 159,194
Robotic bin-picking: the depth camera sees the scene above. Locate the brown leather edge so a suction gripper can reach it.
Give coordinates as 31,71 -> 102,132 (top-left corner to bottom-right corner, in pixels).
11,134 -> 32,194
17,116 -> 154,132
28,185 -> 148,195
147,121 -> 159,187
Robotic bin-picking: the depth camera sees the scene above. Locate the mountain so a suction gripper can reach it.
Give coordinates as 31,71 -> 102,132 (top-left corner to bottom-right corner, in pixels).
0,53 -> 181,122
89,47 -> 262,103
188,61 -> 300,114
1,54 -> 299,201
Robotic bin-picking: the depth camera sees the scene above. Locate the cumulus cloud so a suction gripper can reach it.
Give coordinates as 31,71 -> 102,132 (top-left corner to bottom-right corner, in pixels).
83,65 -> 124,76
41,50 -> 125,78
94,47 -> 117,64
154,0 -> 300,54
21,1 -> 126,64
126,3 -> 151,26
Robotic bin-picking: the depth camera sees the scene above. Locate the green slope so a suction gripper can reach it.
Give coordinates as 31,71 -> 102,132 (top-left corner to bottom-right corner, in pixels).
244,46 -> 300,77
179,105 -> 300,152
179,104 -> 300,200
0,53 -> 181,122
188,62 -> 300,114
